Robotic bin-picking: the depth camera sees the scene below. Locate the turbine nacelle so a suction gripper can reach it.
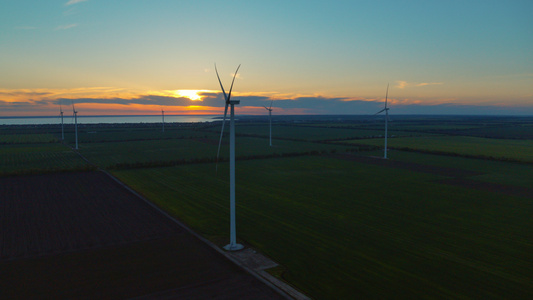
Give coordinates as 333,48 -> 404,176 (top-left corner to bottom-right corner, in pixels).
263,100 -> 273,112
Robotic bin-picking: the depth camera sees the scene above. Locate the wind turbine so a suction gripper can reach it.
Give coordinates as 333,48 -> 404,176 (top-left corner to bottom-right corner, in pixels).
59,102 -> 64,140
215,63 -> 244,251
374,83 -> 390,159
72,102 -> 78,150
263,100 -> 273,147
161,107 -> 165,132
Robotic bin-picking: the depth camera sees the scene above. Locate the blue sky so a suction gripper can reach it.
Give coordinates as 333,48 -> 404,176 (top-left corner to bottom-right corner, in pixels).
1,0 -> 532,116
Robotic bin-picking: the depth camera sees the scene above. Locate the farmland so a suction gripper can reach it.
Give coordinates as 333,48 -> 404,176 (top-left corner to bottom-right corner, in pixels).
347,135 -> 533,163
113,156 -> 532,299
1,115 -> 532,299
0,172 -> 284,299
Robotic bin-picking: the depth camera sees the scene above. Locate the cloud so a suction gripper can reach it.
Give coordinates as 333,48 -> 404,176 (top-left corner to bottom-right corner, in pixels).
395,81 -> 444,89
55,23 -> 78,30
65,0 -> 88,6
1,87 -> 532,117
415,82 -> 444,87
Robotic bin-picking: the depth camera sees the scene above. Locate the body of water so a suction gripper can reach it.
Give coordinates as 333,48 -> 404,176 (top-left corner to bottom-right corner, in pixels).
0,115 -> 218,125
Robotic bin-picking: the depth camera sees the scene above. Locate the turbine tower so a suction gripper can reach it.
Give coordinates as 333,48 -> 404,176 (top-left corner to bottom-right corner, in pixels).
263,100 -> 273,147
72,102 -> 78,150
215,63 -> 244,251
374,84 -> 390,159
161,107 -> 165,132
59,102 -> 64,140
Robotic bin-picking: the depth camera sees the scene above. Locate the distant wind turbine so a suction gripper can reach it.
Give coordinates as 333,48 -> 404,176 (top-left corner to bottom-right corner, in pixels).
215,63 -> 244,251
59,102 -> 64,140
161,107 -> 165,132
374,83 -> 390,159
263,100 -> 273,147
72,102 -> 79,150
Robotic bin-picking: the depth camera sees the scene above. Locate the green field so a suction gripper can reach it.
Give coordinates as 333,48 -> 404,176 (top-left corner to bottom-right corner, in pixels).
346,135 -> 533,162
63,127 -> 215,144
0,142 -> 91,175
113,156 -> 533,299
0,133 -> 58,144
374,150 -> 533,188
78,135 -> 359,169
2,115 -> 533,299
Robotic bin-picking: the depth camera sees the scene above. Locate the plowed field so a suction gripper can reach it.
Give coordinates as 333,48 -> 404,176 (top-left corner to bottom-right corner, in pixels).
0,172 -> 284,299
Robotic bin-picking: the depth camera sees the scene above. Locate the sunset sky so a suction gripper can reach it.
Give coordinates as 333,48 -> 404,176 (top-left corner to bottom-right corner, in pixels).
1,0 -> 532,116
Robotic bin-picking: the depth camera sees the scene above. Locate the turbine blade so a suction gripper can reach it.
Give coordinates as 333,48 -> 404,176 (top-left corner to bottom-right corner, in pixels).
374,108 -> 386,115
263,106 -> 269,110
216,103 -> 229,172
215,64 -> 228,102
269,100 -> 273,110
227,64 -> 241,103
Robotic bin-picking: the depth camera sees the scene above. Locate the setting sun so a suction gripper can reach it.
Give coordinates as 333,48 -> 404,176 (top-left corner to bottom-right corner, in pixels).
175,90 -> 210,101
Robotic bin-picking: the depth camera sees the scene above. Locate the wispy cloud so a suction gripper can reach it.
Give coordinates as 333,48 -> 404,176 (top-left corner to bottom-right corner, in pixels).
65,0 -> 88,6
415,82 -> 444,87
395,81 -> 444,89
55,23 -> 78,30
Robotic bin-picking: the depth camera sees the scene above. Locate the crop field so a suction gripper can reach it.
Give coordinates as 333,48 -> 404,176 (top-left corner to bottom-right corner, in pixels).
345,135 -> 533,163
371,150 -> 533,189
78,135 -> 359,169
2,115 -> 532,299
215,123 -> 428,141
63,126 -> 217,144
113,156 -> 533,299
0,133 -> 58,144
231,124 -> 386,141
0,171 -> 284,299
454,124 -> 533,139
0,142 -> 91,176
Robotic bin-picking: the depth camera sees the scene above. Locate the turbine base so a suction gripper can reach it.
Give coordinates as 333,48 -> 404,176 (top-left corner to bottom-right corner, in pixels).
224,243 -> 244,251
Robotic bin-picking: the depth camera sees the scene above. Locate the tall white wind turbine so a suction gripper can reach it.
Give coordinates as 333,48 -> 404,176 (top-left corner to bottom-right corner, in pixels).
215,63 -> 244,251
161,107 -> 165,132
263,100 -> 273,147
72,102 -> 78,150
59,102 -> 64,140
374,84 -> 390,159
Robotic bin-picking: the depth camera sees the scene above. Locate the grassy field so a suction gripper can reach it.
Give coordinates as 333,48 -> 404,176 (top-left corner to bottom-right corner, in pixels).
63,127 -> 216,144
78,135 -> 359,169
0,143 -> 91,176
113,156 -> 533,299
346,135 -> 533,162
3,115 -> 533,299
0,133 -> 58,144
373,150 -> 533,188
